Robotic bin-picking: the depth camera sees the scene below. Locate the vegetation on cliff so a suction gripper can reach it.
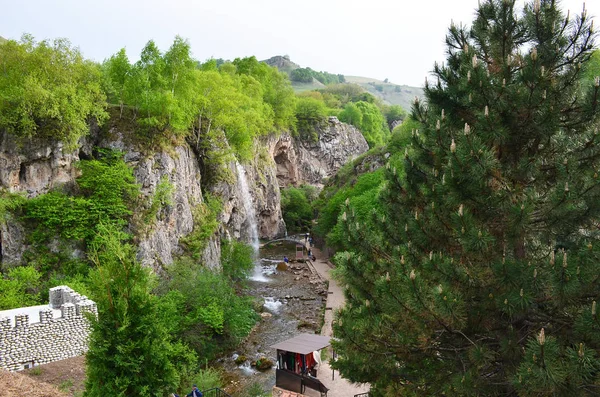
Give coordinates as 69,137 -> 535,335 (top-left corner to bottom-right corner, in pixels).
0,35 -> 108,148
329,1 -> 600,395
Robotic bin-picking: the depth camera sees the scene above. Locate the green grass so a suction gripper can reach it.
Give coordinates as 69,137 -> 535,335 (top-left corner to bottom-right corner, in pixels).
291,80 -> 326,92
58,379 -> 74,392
345,75 -> 423,110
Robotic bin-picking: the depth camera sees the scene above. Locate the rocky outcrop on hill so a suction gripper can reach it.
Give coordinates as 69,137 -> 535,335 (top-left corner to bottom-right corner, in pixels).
272,117 -> 369,186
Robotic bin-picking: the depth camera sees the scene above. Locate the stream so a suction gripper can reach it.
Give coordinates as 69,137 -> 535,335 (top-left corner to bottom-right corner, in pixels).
225,165 -> 327,394
218,241 -> 328,395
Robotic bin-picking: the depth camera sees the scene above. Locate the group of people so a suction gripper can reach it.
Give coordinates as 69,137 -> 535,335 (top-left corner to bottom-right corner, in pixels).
282,232 -> 317,264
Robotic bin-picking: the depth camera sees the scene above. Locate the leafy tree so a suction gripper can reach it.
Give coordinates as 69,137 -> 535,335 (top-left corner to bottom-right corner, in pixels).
331,1 -> 600,395
315,168 -> 385,251
103,48 -> 131,118
233,56 -> 296,130
221,239 -> 254,281
0,266 -> 42,310
23,152 -> 139,244
290,68 -> 314,83
281,186 -> 314,231
294,96 -> 328,141
339,101 -> 389,147
85,224 -> 188,396
383,104 -> 407,130
0,35 -> 107,148
164,258 -> 257,360
338,102 -> 363,127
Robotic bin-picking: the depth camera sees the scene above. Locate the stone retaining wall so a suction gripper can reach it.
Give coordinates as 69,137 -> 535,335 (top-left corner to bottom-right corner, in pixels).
0,286 -> 97,371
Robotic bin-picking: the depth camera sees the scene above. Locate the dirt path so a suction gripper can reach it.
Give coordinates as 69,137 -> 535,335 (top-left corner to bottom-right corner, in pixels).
306,244 -> 370,397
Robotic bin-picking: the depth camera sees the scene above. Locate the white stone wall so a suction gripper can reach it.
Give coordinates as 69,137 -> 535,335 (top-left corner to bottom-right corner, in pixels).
0,286 -> 97,371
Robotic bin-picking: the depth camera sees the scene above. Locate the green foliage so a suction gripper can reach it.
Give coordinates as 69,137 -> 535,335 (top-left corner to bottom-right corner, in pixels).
339,101 -> 389,147
164,258 -> 258,360
315,167 -> 385,251
187,367 -> 223,392
244,382 -> 269,397
0,35 -> 107,148
294,96 -> 328,141
102,48 -> 131,117
290,68 -> 313,83
144,174 -> 174,224
220,239 -> 254,281
290,67 -> 344,85
321,83 -> 368,105
330,1 -> 600,395
180,194 -> 222,260
22,152 -> 139,245
281,186 -> 315,231
388,116 -> 419,152
581,49 -> 600,87
85,223 -> 191,397
102,43 -> 295,160
0,266 -> 42,310
190,68 -> 273,162
233,56 -> 296,130
383,104 -> 407,129
0,190 -> 25,225
338,102 -> 362,126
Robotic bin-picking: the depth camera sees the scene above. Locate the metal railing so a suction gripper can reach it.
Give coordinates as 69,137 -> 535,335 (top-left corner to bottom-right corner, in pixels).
200,388 -> 233,397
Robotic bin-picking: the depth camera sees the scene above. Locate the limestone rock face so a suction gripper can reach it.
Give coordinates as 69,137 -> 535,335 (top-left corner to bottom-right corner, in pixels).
211,158 -> 286,244
0,221 -> 26,265
0,128 -> 220,271
0,131 -> 81,197
0,116 -> 365,269
272,117 -> 369,186
132,146 -> 205,269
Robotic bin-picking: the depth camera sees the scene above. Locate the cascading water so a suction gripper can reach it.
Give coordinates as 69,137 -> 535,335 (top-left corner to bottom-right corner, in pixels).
235,162 -> 260,252
235,162 -> 267,281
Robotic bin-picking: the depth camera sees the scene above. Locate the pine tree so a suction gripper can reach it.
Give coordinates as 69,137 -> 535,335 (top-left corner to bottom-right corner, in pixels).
331,1 -> 599,395
85,224 -> 186,396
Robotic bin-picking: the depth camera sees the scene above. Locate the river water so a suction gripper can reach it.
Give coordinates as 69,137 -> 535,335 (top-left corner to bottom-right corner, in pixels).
218,241 -> 327,395
227,165 -> 326,394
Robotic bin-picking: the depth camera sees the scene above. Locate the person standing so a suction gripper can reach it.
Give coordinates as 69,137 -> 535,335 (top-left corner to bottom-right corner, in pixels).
186,385 -> 203,397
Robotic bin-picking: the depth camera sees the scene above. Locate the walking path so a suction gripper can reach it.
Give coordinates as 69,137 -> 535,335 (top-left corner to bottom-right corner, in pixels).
303,243 -> 370,397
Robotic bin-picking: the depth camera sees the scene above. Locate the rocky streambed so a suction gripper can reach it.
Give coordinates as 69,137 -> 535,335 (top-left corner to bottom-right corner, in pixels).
219,242 -> 328,395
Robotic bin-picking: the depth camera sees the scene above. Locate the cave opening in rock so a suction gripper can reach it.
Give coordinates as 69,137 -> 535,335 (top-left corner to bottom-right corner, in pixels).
19,163 -> 27,183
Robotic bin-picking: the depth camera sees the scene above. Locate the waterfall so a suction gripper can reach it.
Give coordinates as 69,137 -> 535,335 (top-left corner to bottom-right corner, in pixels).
235,162 -> 260,253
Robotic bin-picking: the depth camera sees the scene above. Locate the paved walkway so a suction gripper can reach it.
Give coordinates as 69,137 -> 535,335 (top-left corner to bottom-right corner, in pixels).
304,244 -> 370,397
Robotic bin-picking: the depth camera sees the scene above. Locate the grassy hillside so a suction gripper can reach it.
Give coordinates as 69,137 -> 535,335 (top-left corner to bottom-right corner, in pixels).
345,75 -> 423,112
263,55 -> 423,110
0,36 -> 7,44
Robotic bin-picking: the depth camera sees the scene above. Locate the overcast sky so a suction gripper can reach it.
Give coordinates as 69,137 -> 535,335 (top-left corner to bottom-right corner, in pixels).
0,0 -> 598,87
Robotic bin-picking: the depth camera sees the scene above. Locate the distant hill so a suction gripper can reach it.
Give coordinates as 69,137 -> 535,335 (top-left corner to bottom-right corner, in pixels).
0,36 -> 7,44
344,76 -> 423,113
262,55 -> 423,110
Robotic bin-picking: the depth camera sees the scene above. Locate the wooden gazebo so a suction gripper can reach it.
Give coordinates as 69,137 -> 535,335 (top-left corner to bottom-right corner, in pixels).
271,333 -> 330,396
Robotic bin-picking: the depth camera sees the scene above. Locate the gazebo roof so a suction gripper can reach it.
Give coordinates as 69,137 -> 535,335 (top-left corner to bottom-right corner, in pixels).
270,333 -> 331,355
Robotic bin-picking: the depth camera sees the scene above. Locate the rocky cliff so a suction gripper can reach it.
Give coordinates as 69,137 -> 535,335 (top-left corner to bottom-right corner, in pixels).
272,117 -> 369,187
0,116 -> 368,270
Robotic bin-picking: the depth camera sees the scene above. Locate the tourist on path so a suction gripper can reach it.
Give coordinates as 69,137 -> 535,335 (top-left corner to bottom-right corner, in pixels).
186,384 -> 203,397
